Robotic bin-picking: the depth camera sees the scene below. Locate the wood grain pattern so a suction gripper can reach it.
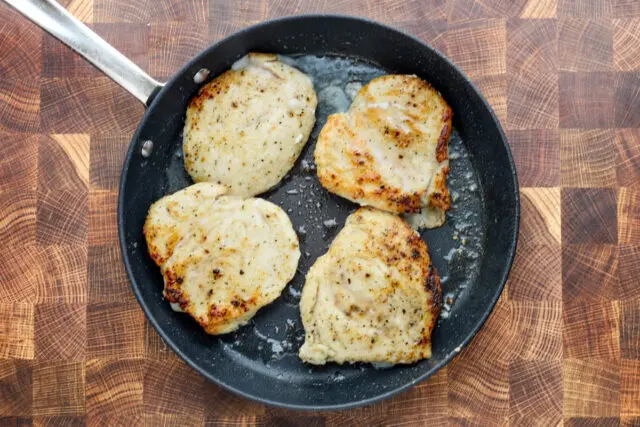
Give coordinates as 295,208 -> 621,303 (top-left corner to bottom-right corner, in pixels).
510,301 -> 563,360
0,0 -> 639,423
558,19 -> 613,71
561,129 -> 617,187
618,187 -> 640,244
559,72 -> 616,128
563,359 -> 620,417
34,304 -> 85,361
562,188 -> 618,244
507,130 -> 560,187
613,19 -> 640,71
616,129 -> 640,187
509,360 -> 563,425
563,299 -> 620,360
563,244 -> 619,300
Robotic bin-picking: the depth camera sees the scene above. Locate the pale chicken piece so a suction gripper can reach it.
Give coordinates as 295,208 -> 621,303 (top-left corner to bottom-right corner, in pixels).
299,207 -> 442,365
143,183 -> 300,335
183,52 -> 317,197
315,75 -> 452,228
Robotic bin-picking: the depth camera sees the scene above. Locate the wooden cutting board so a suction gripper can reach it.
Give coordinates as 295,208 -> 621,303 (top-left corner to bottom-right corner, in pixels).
0,0 -> 639,425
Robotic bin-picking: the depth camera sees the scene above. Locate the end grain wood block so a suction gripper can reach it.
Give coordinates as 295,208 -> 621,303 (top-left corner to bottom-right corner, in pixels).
618,187 -> 640,244
558,19 -> 614,72
0,246 -> 41,304
32,361 -> 85,416
619,245 -> 640,301
34,246 -> 87,304
87,414 -> 142,427
471,74 -> 507,126
519,187 -> 561,247
565,418 -> 621,427
88,189 -> 118,246
149,0 -> 208,22
143,359 -> 205,420
559,72 -> 616,128
93,0 -> 149,23
562,245 -> 619,301
34,304 -> 85,361
448,354 -> 509,423
614,0 -> 640,17
89,134 -> 129,191
615,72 -> 640,128
0,361 -> 32,416
35,188 -> 87,246
507,71 -> 558,130
87,303 -> 144,359
0,134 -> 38,193
616,129 -> 640,187
508,244 -> 561,300
40,78 -> 143,134
562,188 -> 618,244
622,360 -> 640,417
0,79 -> 40,133
558,0 -> 613,18
203,382 -> 267,418
85,358 -> 144,419
0,303 -> 34,360
0,8 -> 43,79
507,130 -> 560,187
39,135 -> 90,190
58,0 -> 93,23
208,0 -> 266,24
88,245 -> 135,304
509,360 -> 563,425
506,19 -> 557,78
143,320 -> 179,362
563,299 -> 621,360
621,301 -> 640,360
563,359 -> 620,417
560,129 -> 617,188
613,19 -> 640,71
519,0 -> 557,18
149,22 -> 209,80
383,368 -> 448,424
510,301 -> 563,360
457,299 -> 513,362
444,20 -> 506,79
0,134 -> 38,248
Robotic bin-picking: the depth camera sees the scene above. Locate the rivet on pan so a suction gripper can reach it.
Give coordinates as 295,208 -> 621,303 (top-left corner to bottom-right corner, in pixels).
194,68 -> 210,84
141,140 -> 154,158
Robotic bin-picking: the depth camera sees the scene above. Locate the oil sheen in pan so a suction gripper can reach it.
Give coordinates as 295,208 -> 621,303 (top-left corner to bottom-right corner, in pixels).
162,54 -> 485,378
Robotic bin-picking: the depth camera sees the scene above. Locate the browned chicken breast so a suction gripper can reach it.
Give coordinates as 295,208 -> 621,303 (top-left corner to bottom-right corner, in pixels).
299,207 -> 442,365
315,75 -> 452,228
143,183 -> 300,335
184,52 -> 317,197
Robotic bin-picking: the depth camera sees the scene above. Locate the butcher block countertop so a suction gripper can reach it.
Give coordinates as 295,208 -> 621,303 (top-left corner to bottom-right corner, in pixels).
1,0 -> 639,425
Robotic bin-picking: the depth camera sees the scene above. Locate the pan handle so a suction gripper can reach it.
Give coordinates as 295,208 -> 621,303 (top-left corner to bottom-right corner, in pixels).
3,0 -> 163,105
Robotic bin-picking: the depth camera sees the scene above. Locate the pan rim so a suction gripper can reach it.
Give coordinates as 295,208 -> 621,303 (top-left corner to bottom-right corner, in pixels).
118,13 -> 520,411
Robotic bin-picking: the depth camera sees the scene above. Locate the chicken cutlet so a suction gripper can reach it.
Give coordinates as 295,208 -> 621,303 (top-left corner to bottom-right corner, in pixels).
299,207 -> 442,365
315,75 -> 452,228
143,183 -> 300,335
184,52 -> 317,197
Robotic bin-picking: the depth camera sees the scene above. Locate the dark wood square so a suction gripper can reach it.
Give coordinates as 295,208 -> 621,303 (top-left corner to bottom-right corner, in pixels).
562,188 -> 618,244
559,72 -> 616,128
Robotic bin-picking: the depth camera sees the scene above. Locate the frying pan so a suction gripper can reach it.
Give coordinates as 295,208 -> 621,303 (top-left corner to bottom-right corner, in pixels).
6,0 -> 519,410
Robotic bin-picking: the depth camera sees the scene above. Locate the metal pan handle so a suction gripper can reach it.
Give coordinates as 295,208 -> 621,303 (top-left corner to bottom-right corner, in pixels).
3,0 -> 163,105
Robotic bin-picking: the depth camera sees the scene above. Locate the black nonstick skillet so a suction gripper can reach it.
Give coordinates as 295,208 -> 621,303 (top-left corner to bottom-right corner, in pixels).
5,0 -> 519,410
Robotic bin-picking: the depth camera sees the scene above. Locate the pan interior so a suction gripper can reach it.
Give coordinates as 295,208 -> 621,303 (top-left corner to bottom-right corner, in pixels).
120,15 -> 518,409
163,54 -> 485,371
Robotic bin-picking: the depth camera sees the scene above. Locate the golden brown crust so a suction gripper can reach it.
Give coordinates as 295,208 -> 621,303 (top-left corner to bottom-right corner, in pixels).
314,75 -> 452,223
299,208 -> 442,365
